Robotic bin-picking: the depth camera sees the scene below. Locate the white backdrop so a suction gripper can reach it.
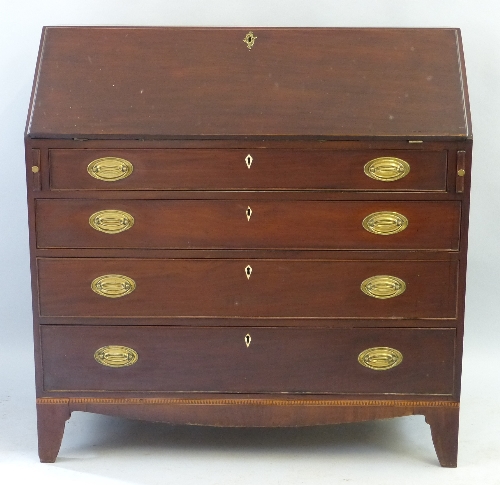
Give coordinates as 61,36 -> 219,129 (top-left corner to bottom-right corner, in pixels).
1,1 -> 499,484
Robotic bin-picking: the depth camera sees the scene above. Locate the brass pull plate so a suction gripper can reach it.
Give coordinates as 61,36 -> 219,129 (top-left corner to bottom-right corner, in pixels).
361,275 -> 406,299
87,157 -> 134,181
358,347 -> 403,370
362,211 -> 408,235
243,31 -> 257,49
94,345 -> 138,367
364,157 -> 410,182
91,274 -> 136,298
89,210 -> 134,234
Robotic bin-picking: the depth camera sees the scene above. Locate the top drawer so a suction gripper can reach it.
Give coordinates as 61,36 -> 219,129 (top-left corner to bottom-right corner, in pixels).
49,149 -> 448,191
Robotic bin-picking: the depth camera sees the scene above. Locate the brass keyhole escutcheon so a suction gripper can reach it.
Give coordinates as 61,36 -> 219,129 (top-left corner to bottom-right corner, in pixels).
245,265 -> 252,279
243,31 -> 257,49
245,334 -> 251,347
246,206 -> 252,221
245,154 -> 253,169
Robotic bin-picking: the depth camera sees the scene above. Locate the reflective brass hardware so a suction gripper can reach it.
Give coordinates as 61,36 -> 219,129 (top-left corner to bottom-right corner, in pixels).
31,166 -> 40,173
245,265 -> 252,280
243,31 -> 257,49
94,345 -> 138,367
362,211 -> 408,235
456,150 -> 466,194
245,154 -> 253,169
246,206 -> 252,221
87,157 -> 134,181
360,275 -> 406,299
358,347 -> 403,371
364,157 -> 410,182
408,140 -> 423,144
245,334 -> 251,348
89,210 -> 134,234
91,274 -> 136,298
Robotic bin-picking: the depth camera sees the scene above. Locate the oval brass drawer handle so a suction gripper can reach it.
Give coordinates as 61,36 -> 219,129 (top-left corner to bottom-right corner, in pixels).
364,157 -> 410,182
362,211 -> 408,235
87,157 -> 134,181
94,345 -> 138,367
91,274 -> 136,298
89,210 -> 134,234
358,347 -> 403,371
361,275 -> 406,299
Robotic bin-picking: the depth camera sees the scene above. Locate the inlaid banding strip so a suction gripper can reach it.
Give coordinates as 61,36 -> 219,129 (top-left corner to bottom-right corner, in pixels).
36,397 -> 459,408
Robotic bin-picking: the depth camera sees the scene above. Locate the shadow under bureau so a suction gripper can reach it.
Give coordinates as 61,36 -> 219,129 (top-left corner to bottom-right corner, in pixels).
25,27 -> 472,466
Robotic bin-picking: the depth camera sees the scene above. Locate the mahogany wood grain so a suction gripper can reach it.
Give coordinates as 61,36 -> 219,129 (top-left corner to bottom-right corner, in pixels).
49,149 -> 448,191
36,398 -> 459,464
25,27 -> 472,466
36,402 -> 71,463
28,28 -> 469,140
424,406 -> 460,467
41,326 -> 455,394
37,258 -> 458,319
36,200 -> 461,250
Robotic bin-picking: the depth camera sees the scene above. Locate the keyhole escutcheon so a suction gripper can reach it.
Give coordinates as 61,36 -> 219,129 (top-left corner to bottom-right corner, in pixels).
245,265 -> 252,280
245,334 -> 251,347
245,154 -> 253,169
246,206 -> 252,221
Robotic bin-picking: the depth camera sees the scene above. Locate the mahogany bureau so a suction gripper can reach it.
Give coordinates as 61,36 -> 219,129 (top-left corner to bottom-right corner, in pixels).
25,27 -> 472,466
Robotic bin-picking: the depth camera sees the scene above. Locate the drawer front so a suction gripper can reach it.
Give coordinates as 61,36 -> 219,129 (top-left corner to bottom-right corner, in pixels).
38,259 -> 458,319
36,200 -> 461,250
49,149 -> 447,191
41,326 -> 456,394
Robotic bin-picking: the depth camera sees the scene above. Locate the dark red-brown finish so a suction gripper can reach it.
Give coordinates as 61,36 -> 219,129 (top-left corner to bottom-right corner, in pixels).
28,28 -> 469,139
25,27 -> 472,466
36,199 -> 461,250
425,406 -> 460,467
41,326 -> 456,394
49,149 -> 448,191
37,258 -> 458,319
36,402 -> 70,463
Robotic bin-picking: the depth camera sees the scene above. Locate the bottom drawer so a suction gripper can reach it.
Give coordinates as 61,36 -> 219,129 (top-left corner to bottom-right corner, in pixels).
41,326 -> 455,395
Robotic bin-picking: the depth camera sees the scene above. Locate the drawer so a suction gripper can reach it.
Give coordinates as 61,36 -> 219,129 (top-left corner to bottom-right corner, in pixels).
36,200 -> 461,250
38,259 -> 458,319
49,149 -> 448,191
41,326 -> 456,394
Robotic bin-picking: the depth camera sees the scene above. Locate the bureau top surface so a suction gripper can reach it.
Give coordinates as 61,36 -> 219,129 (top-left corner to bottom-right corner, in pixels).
27,27 -> 471,141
